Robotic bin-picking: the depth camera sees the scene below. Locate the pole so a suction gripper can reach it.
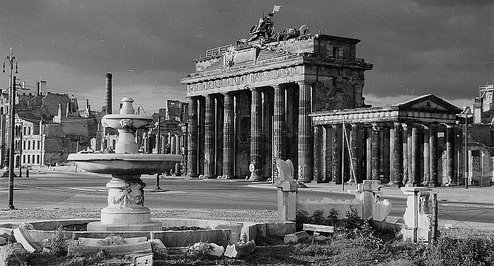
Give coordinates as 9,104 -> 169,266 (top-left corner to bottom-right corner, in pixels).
18,127 -> 21,177
464,113 -> 469,189
8,75 -> 16,209
341,119 -> 345,191
155,115 -> 161,190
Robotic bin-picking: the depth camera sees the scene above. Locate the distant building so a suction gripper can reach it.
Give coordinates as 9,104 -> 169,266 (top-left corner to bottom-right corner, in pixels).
0,80 -> 99,166
473,84 -> 494,124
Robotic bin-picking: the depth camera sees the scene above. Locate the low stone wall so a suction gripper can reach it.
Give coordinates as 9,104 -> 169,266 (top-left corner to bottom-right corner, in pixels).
0,218 -> 296,248
297,197 -> 362,219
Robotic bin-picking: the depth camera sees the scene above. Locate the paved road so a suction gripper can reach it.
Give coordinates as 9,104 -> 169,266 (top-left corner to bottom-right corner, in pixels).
1,172 -> 493,229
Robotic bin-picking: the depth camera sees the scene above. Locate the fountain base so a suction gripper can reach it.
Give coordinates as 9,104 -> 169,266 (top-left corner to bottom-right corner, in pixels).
87,221 -> 162,231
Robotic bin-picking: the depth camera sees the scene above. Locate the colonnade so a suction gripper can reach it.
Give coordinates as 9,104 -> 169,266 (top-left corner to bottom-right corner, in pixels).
187,81 -> 314,181
143,131 -> 183,155
312,122 -> 458,186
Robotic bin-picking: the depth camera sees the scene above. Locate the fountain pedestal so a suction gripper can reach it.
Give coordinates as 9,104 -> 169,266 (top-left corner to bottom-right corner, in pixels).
87,175 -> 162,231
68,97 -> 183,232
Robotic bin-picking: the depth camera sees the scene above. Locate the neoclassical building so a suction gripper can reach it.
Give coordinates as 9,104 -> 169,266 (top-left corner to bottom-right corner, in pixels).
182,33 -> 372,182
310,95 -> 462,186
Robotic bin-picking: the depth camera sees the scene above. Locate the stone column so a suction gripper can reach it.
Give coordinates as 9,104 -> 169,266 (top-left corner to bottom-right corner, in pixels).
170,135 -> 176,154
324,125 -> 333,182
187,97 -> 198,178
366,127 -> 372,180
406,124 -> 413,186
429,126 -> 438,187
383,126 -> 391,183
350,123 -> 360,184
371,123 -> 381,181
204,94 -> 215,179
313,125 -> 323,183
215,96 -> 224,176
390,122 -> 402,186
422,125 -> 430,186
402,123 -> 409,185
409,126 -> 419,186
249,87 -> 263,181
262,90 -> 272,179
222,92 -> 234,179
273,84 -> 286,180
297,81 -> 313,183
446,125 -> 455,185
332,124 -> 342,184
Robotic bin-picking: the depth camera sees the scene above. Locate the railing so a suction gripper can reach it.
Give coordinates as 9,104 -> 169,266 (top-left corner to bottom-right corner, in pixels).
205,44 -> 233,58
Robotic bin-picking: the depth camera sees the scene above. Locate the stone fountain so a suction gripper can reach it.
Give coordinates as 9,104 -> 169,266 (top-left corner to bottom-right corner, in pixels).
67,97 -> 183,231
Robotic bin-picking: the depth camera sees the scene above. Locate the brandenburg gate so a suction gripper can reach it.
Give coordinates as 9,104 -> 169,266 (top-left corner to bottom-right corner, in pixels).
182,33 -> 373,182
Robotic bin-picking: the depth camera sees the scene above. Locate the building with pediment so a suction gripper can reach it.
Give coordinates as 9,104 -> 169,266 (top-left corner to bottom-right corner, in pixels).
310,94 -> 463,186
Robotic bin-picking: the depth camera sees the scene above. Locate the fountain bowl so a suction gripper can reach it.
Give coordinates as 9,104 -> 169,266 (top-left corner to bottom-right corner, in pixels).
67,153 -> 183,175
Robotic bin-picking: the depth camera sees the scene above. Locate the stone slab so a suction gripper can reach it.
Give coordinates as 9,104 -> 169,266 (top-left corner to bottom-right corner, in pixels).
302,224 -> 334,233
67,241 -> 152,256
151,229 -> 230,248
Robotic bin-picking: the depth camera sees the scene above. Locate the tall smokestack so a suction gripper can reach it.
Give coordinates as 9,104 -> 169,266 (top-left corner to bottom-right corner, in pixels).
105,73 -> 113,114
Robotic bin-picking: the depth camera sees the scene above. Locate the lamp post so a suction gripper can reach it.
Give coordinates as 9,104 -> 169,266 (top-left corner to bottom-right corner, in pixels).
461,106 -> 472,189
3,47 -> 18,210
155,115 -> 162,190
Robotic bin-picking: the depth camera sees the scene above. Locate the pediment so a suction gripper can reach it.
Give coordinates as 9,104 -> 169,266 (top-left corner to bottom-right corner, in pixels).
394,94 -> 461,114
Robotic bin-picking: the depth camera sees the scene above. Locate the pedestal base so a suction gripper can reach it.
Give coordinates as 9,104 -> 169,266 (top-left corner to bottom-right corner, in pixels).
87,221 -> 162,232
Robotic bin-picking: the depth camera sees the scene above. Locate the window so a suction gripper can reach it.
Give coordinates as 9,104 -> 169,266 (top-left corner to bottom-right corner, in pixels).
38,141 -> 40,150
27,141 -> 30,150
33,140 -> 36,149
23,127 -> 26,135
22,155 -> 25,164
37,155 -> 40,164
32,155 -> 35,164
27,155 -> 30,164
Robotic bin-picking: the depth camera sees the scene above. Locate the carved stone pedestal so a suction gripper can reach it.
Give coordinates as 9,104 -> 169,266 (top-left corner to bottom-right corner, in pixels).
87,175 -> 162,231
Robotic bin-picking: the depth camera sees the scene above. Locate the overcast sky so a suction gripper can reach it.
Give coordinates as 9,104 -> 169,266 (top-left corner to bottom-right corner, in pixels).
0,0 -> 493,114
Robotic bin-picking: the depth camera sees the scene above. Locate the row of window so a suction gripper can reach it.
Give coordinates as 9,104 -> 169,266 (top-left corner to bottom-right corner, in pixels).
13,140 -> 41,151
22,140 -> 41,150
14,125 -> 33,136
22,154 -> 40,164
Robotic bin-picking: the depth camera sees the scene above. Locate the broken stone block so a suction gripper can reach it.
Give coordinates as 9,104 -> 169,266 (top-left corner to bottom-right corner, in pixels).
224,240 -> 256,258
150,239 -> 167,259
187,242 -> 224,258
13,226 -> 41,253
127,253 -> 153,266
208,243 -> 224,258
373,197 -> 391,222
0,243 -> 28,266
283,231 -> 309,244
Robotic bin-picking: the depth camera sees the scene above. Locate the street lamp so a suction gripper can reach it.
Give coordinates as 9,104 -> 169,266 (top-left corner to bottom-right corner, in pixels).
154,115 -> 163,191
3,47 -> 18,210
461,106 -> 472,189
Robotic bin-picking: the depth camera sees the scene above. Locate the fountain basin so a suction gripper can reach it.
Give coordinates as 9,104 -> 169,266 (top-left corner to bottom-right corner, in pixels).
101,114 -> 154,129
67,153 -> 183,175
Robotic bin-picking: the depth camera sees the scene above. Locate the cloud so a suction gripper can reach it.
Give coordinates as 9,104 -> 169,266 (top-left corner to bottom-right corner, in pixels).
0,0 -> 492,112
